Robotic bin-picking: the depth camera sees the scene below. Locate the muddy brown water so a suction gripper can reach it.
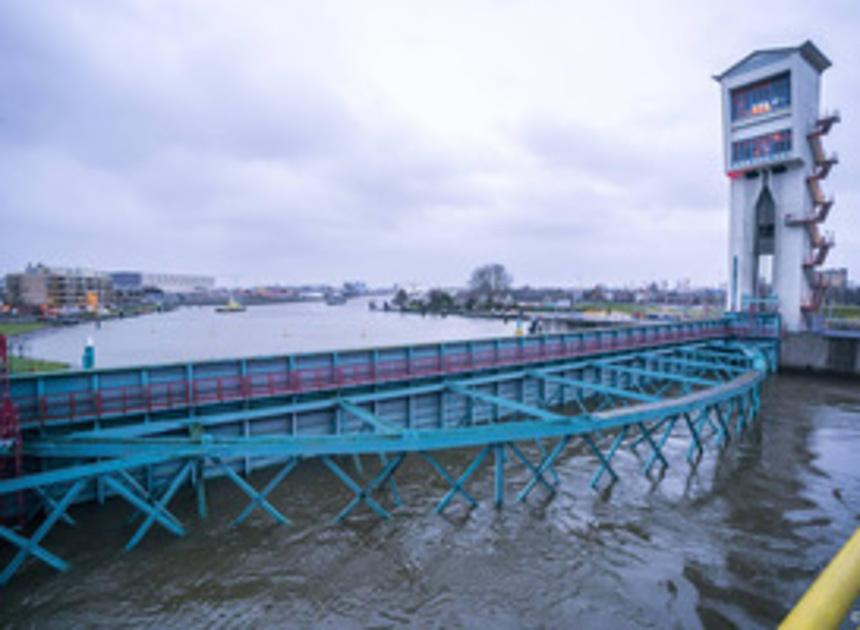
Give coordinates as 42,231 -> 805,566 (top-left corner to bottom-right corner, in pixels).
1,373 -> 859,628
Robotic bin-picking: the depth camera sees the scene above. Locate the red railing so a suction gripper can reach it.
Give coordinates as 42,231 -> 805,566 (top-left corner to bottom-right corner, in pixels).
12,324 -> 750,427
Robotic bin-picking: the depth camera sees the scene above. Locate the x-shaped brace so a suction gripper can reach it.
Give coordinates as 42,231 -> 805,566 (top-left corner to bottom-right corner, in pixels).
586,426 -> 628,489
712,404 -> 731,446
422,447 -> 490,514
517,436 -> 571,502
213,457 -> 292,526
635,420 -> 670,473
33,486 -> 77,527
123,460 -> 193,551
684,412 -> 704,462
322,454 -> 405,522
232,458 -> 299,527
506,442 -> 556,495
0,479 -> 85,585
102,470 -> 186,545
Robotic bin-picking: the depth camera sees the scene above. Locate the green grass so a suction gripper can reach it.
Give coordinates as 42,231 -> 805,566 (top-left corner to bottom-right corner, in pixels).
0,321 -> 47,336
827,305 -> 860,321
574,302 -> 643,315
8,355 -> 69,374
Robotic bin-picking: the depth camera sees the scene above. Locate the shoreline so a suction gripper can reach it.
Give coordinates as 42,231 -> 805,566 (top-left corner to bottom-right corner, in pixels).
0,322 -> 70,373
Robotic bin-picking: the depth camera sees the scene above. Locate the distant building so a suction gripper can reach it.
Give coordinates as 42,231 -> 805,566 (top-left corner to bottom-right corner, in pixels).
5,264 -> 112,311
342,281 -> 368,297
819,268 -> 848,290
110,271 -> 215,293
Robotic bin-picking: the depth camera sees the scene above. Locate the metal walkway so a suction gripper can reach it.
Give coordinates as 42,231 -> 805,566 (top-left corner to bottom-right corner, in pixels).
0,314 -> 779,586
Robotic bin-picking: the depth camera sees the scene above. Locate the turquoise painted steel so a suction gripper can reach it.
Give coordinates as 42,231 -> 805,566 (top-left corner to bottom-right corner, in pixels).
0,314 -> 780,586
7,316 -> 775,428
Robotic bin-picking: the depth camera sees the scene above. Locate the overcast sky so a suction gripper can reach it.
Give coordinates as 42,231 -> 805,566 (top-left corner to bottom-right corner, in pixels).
1,1 -> 858,288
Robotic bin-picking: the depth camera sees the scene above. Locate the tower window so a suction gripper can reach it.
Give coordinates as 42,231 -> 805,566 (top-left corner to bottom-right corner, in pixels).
731,129 -> 792,166
730,72 -> 791,121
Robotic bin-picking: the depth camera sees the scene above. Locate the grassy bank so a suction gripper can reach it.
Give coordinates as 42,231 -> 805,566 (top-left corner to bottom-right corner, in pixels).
8,356 -> 69,374
0,321 -> 47,336
0,321 -> 67,373
828,305 -> 860,321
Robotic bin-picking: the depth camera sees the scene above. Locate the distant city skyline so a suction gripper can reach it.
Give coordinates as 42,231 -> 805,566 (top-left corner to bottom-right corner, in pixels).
2,2 -> 858,288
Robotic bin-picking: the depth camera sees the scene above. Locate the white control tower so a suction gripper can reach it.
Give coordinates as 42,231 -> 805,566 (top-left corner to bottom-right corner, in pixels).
715,41 -> 839,331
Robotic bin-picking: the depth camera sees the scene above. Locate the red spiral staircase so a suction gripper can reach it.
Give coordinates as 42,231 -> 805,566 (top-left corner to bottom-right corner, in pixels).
785,112 -> 840,313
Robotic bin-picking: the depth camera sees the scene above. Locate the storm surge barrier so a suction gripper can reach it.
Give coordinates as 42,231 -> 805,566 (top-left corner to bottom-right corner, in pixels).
0,314 -> 779,586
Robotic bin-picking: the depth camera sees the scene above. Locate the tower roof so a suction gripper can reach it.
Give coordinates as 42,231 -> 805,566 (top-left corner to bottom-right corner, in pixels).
713,40 -> 831,82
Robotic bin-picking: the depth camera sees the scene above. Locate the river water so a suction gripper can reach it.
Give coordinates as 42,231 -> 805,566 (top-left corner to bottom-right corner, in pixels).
2,304 -> 859,628
18,298 -> 517,369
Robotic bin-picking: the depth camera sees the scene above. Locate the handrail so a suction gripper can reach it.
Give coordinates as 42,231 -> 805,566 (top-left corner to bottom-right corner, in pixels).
780,527 -> 860,629
7,316 -> 778,427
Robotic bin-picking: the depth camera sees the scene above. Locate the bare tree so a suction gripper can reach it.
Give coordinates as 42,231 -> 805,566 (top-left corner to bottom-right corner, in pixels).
468,263 -> 512,303
392,288 -> 409,309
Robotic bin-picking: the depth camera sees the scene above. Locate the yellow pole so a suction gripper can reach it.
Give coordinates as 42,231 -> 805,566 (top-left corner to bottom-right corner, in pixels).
780,527 -> 860,629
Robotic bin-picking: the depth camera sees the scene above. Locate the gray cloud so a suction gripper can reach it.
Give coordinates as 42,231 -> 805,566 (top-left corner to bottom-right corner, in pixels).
1,1 -> 858,287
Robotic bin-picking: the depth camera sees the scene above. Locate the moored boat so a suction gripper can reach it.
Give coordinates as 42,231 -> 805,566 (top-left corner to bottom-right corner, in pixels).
215,297 -> 246,313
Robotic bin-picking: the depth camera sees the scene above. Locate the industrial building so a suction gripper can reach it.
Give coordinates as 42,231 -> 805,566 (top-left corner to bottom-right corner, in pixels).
109,271 -> 215,293
819,267 -> 848,290
3,265 -> 215,313
4,264 -> 113,312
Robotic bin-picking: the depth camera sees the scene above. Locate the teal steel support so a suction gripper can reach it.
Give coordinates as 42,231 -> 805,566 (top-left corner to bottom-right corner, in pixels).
232,458 -> 299,526
339,400 -> 400,435
494,443 -> 505,508
125,460 -> 193,551
642,417 -> 676,475
213,458 -> 291,527
635,421 -> 670,474
648,355 -> 746,376
240,359 -> 250,477
0,325 -> 779,587
0,479 -> 85,585
421,451 -> 479,509
196,458 -> 208,519
597,363 -> 718,387
533,371 -> 660,404
322,454 -> 403,522
448,383 -> 564,423
517,436 -> 571,502
533,438 -> 559,483
588,426 -> 628,489
506,442 -> 556,494
713,404 -> 730,446
33,486 -> 77,527
735,396 -> 747,434
695,408 -> 721,445
102,475 -> 186,538
434,446 -> 490,514
351,453 -> 365,479
379,453 -> 402,507
684,412 -> 704,462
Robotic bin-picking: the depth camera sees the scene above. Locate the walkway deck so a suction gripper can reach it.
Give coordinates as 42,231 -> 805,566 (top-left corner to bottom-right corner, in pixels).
0,314 -> 779,586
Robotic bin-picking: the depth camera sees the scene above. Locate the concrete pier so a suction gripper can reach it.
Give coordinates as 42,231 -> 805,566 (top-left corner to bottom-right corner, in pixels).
780,330 -> 860,376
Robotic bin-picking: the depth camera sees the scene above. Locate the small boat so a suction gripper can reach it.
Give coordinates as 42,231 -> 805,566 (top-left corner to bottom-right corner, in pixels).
215,297 -> 246,313
325,292 -> 347,306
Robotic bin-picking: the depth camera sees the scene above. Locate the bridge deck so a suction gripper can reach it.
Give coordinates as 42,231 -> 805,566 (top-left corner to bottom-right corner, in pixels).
9,317 -> 775,429
0,314 -> 780,587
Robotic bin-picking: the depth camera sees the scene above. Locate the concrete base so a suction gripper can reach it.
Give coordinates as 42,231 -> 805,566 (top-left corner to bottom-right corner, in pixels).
780,330 -> 860,376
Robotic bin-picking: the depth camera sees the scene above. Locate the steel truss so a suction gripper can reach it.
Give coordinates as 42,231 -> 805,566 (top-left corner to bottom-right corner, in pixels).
0,333 -> 778,586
